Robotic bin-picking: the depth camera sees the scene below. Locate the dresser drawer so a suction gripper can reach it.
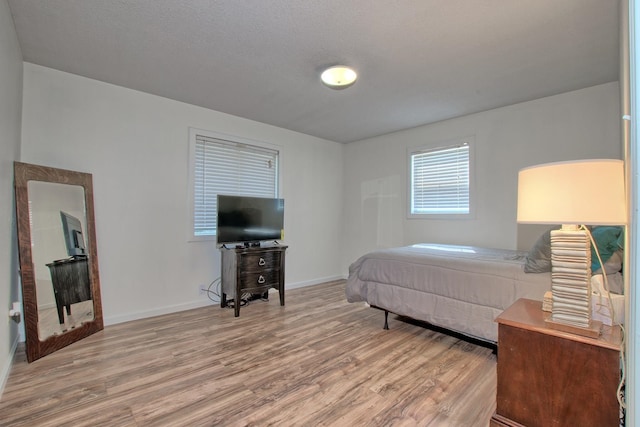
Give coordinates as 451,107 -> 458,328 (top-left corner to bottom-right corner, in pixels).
239,270 -> 280,291
239,251 -> 281,271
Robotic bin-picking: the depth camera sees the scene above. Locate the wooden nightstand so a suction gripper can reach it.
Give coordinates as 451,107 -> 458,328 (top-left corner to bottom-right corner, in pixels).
491,298 -> 622,427
220,245 -> 287,317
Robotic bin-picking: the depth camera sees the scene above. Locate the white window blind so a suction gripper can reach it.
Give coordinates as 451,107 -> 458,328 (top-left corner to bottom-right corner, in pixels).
410,143 -> 470,215
193,135 -> 279,236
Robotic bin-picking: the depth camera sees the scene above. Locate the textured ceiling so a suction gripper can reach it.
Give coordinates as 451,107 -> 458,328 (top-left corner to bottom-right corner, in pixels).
7,0 -> 620,143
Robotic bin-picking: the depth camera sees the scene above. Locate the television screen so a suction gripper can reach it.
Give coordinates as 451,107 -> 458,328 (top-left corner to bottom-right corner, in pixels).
216,195 -> 284,245
60,211 -> 87,257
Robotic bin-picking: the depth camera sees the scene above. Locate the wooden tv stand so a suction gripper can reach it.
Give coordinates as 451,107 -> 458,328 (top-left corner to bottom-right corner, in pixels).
220,245 -> 287,317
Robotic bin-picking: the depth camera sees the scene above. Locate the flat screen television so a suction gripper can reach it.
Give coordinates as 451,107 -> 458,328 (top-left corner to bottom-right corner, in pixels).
216,195 -> 284,246
60,211 -> 87,257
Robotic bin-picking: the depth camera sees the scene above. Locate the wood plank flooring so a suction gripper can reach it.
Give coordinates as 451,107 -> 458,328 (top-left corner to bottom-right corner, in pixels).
0,280 -> 497,426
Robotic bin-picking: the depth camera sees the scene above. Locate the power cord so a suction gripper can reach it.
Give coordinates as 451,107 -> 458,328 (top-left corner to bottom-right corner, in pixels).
203,277 -> 222,303
207,276 -> 269,309
204,279 -> 251,307
581,225 -> 626,414
224,292 -> 267,309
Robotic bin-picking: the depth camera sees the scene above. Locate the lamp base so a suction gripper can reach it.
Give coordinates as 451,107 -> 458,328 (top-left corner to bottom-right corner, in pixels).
544,318 -> 602,338
548,227 -> 594,336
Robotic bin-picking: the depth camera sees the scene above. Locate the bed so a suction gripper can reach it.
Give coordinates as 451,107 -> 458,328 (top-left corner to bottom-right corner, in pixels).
345,243 -> 551,343
346,226 -> 624,343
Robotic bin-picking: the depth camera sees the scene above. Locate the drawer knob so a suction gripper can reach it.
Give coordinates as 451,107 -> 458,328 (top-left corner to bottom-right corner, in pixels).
258,258 -> 266,266
257,275 -> 266,284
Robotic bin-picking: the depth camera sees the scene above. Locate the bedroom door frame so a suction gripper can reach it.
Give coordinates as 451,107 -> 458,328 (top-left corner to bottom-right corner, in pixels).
626,1 -> 638,425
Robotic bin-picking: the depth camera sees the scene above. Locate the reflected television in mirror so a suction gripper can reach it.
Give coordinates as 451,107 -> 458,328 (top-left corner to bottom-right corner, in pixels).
60,211 -> 87,257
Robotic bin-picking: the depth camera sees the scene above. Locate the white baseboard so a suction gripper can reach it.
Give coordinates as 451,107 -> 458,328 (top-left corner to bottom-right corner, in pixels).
285,275 -> 346,290
104,276 -> 347,327
0,333 -> 20,399
104,299 -> 214,326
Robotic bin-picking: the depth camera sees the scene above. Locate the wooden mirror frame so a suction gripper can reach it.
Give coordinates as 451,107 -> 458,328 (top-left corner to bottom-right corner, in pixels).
14,162 -> 104,362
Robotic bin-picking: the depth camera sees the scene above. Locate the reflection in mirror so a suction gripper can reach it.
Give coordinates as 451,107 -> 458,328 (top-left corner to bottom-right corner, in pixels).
14,162 -> 103,362
28,181 -> 95,340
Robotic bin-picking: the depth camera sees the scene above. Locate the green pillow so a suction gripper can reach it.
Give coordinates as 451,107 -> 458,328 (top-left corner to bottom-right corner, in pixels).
591,226 -> 624,272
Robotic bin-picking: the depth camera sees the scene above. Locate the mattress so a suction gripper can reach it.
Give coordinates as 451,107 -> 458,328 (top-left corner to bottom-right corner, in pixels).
345,243 -> 551,342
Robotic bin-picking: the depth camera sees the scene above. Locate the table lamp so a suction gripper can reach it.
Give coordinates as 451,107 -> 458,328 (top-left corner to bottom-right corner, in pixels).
517,159 -> 626,337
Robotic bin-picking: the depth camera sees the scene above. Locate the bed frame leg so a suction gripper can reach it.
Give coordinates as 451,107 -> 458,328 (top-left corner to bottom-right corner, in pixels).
383,310 -> 389,330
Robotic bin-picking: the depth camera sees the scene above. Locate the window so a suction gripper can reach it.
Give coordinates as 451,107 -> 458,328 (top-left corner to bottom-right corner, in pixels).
409,139 -> 472,218
189,129 -> 279,238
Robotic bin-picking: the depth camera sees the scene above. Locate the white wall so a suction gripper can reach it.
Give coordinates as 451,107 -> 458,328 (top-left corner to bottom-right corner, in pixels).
0,0 -> 23,396
20,63 -> 344,325
343,82 -> 622,270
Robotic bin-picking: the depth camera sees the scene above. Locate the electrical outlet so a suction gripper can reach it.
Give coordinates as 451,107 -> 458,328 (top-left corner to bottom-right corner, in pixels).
199,285 -> 207,295
9,302 -> 21,323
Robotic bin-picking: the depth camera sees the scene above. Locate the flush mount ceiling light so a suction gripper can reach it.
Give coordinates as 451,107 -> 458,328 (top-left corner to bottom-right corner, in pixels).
320,66 -> 357,89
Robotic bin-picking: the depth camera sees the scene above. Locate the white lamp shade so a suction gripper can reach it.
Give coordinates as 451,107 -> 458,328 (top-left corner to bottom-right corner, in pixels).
517,159 -> 626,225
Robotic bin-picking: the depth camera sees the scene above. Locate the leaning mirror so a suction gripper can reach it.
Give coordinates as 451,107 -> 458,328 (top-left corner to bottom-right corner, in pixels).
14,162 -> 103,362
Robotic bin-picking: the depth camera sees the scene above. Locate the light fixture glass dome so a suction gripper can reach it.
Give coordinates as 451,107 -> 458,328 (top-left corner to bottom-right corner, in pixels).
320,66 -> 357,89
